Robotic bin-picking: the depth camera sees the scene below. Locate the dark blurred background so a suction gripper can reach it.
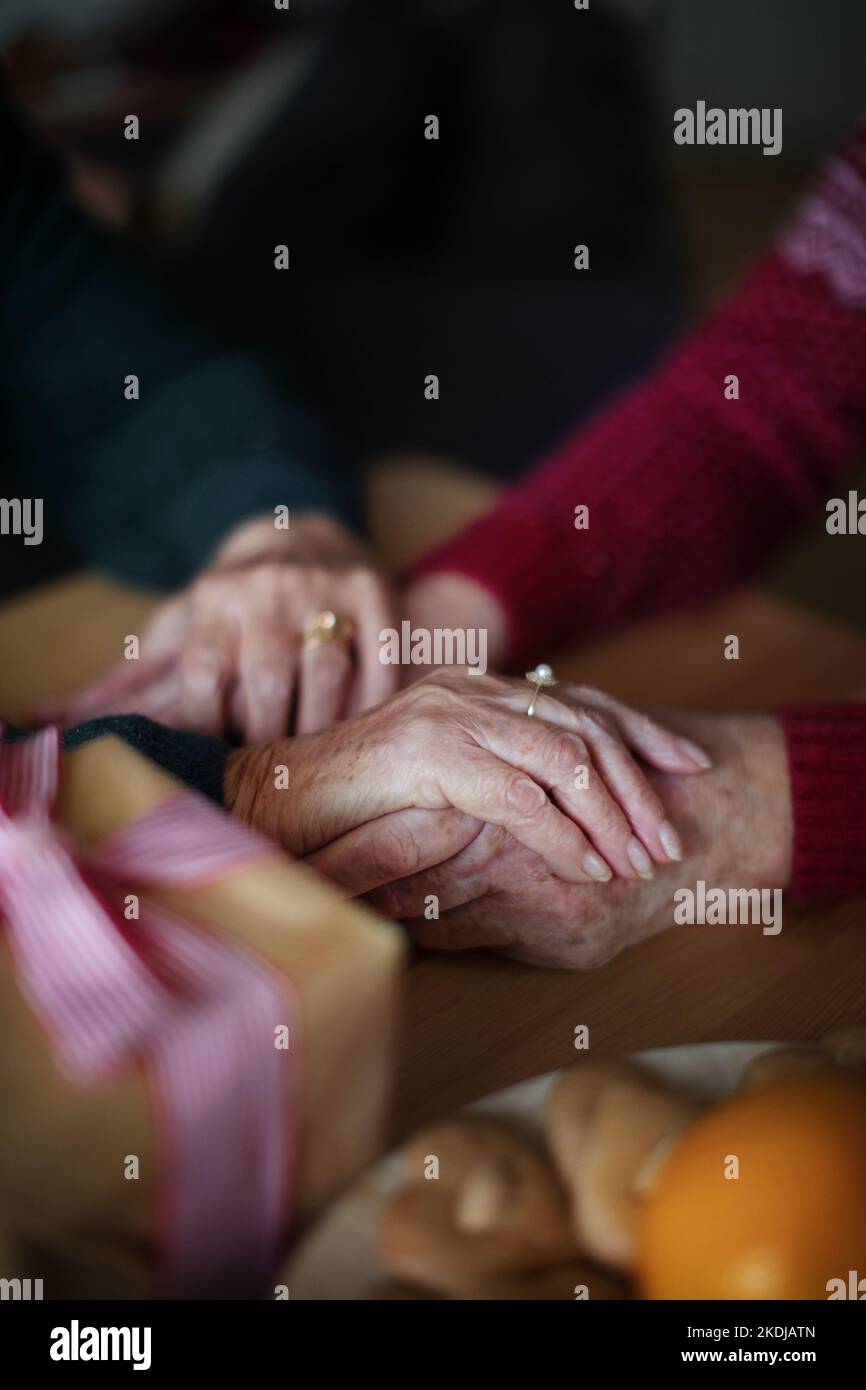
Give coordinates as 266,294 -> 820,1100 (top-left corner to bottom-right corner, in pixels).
2,0 -> 864,625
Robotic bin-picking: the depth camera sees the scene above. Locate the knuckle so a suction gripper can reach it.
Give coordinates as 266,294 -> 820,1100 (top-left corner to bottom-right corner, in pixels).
574,683 -> 605,705
372,822 -> 422,879
548,730 -> 588,769
403,681 -> 450,719
504,775 -> 547,819
417,667 -> 454,689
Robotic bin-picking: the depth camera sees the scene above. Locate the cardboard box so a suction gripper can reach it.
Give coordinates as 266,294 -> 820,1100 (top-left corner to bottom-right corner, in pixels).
0,735 -> 405,1297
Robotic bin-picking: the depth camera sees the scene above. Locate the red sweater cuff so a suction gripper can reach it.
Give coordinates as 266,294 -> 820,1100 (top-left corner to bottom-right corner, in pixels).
776,705 -> 866,900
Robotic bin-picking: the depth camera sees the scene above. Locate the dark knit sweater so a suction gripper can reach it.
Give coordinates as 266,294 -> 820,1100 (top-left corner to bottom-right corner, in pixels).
0,92 -> 360,590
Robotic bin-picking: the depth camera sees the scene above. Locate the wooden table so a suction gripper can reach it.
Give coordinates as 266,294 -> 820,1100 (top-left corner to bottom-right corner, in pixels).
2,460 -> 865,1142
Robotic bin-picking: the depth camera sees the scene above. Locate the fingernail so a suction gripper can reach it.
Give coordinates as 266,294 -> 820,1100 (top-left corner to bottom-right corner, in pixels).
659,820 -> 683,862
627,837 -> 655,879
583,850 -> 612,881
677,737 -> 712,769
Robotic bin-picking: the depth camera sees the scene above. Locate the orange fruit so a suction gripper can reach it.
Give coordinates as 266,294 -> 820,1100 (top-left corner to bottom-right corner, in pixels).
637,1070 -> 866,1299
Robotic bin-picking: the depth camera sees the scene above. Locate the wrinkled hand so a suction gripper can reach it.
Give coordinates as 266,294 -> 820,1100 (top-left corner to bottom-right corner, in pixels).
36,513 -> 399,741
310,713 -> 793,969
228,673 -> 710,886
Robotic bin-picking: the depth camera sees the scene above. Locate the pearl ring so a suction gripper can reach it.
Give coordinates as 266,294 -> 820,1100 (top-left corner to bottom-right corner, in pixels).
525,663 -> 558,717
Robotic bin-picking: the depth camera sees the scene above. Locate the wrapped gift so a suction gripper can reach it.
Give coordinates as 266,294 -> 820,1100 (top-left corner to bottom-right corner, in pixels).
0,727 -> 405,1299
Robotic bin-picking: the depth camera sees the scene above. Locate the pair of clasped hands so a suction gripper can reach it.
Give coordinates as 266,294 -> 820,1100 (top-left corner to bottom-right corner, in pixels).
41,515 -> 723,968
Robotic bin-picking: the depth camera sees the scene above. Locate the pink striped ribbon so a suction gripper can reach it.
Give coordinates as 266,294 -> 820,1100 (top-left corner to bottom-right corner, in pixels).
0,725 -> 294,1297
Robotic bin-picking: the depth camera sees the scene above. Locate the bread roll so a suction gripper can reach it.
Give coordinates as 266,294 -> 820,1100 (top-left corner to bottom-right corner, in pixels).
378,1118 -> 575,1294
547,1061 -> 697,1272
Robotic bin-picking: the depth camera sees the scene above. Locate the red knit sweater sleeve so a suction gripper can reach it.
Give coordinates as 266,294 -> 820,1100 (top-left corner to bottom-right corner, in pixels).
776,705 -> 866,900
408,119 -> 866,670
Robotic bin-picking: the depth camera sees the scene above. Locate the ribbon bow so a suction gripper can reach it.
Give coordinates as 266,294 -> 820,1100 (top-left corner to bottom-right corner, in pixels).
0,726 -> 293,1298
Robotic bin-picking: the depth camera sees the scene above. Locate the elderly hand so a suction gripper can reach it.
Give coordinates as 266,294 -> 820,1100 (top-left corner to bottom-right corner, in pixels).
35,513 -> 399,741
319,712 -> 792,969
225,673 -> 710,885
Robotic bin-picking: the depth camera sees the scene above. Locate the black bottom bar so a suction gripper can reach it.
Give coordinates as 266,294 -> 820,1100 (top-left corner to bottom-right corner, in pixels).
2,1297 -> 860,1376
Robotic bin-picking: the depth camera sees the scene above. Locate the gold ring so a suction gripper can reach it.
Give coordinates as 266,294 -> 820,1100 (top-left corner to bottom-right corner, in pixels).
301,609 -> 355,649
525,663 -> 558,717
